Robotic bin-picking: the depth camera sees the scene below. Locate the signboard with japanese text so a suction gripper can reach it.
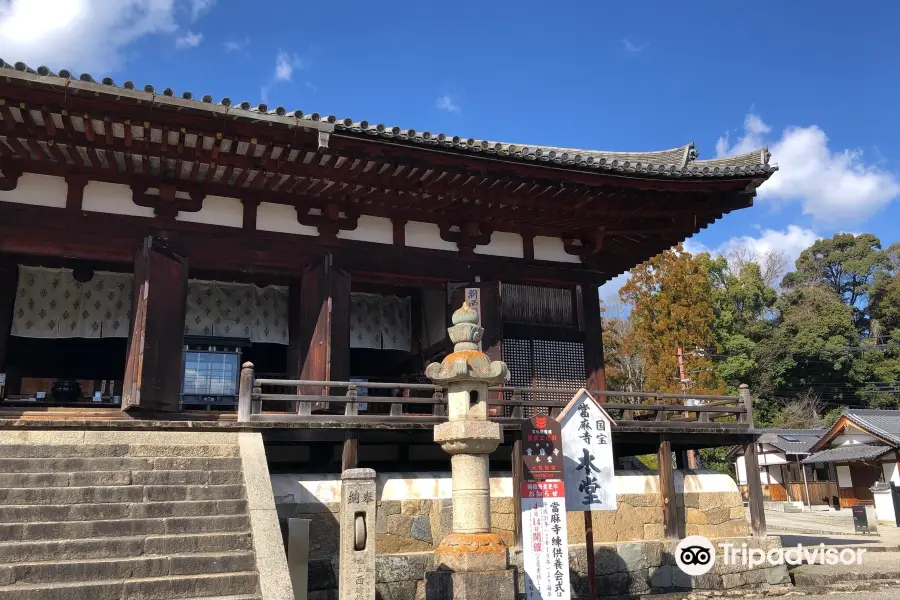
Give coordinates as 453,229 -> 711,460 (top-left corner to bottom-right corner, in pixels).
558,389 -> 617,511
522,415 -> 563,481
521,482 -> 571,599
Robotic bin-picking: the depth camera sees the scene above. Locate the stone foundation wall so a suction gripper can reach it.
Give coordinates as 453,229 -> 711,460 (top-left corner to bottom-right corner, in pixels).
273,469 -> 752,598
303,537 -> 790,600
273,469 -> 748,557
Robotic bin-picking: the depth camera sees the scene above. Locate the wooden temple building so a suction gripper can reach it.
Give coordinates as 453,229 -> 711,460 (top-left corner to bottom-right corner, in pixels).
0,61 -> 775,418
0,60 -> 782,526
0,61 -> 790,566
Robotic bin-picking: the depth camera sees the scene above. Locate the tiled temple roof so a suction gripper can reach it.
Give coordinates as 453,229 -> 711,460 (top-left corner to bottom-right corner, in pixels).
844,409 -> 900,445
0,59 -> 777,181
802,444 -> 892,464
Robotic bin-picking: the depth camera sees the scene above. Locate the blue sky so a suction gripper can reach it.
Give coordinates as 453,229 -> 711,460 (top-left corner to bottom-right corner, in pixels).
2,1 -> 899,300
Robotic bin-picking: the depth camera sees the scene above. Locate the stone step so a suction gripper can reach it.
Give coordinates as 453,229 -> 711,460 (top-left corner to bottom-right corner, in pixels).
0,444 -> 240,459
0,551 -> 256,585
0,470 -> 243,488
0,571 -> 258,600
0,484 -> 245,505
0,456 -> 242,473
0,514 -> 250,541
0,532 -> 253,564
0,499 -> 248,523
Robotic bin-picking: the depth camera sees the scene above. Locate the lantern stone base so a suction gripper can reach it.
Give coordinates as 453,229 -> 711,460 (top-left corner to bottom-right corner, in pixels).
424,569 -> 517,600
433,532 -> 509,572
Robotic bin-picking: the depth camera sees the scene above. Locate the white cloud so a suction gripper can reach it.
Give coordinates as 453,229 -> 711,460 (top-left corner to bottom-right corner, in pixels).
0,0 -> 195,73
622,38 -> 647,53
716,113 -> 900,224
188,0 -> 214,20
223,37 -> 249,54
436,95 -> 461,115
274,51 -> 310,82
689,225 -> 818,267
175,30 -> 202,49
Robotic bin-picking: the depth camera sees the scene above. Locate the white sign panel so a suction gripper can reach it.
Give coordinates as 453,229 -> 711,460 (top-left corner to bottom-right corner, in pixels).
559,389 -> 617,511
521,481 -> 571,600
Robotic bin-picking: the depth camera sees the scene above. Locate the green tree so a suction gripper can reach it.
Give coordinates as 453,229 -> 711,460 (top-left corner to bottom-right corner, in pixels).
771,284 -> 858,400
699,253 -> 778,394
870,242 -> 900,337
782,233 -> 889,331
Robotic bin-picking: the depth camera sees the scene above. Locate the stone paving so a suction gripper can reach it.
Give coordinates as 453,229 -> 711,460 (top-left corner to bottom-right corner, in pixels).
759,508 -> 900,547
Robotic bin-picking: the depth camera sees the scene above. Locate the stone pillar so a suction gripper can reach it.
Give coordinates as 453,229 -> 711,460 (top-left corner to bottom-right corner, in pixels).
339,468 -> 377,600
425,302 -> 516,598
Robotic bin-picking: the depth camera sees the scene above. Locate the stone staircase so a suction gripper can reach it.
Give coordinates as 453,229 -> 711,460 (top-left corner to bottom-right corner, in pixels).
0,441 -> 262,600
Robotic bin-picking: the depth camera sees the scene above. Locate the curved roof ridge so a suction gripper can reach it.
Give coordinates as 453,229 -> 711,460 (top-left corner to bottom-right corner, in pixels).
0,59 -> 779,182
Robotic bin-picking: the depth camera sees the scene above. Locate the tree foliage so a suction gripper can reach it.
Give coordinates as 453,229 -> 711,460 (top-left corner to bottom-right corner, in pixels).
782,233 -> 890,331
604,232 -> 900,433
620,245 -> 723,395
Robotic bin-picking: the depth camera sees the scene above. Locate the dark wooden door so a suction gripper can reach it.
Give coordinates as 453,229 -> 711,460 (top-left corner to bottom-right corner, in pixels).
287,256 -> 350,412
849,463 -> 880,504
122,236 -> 188,412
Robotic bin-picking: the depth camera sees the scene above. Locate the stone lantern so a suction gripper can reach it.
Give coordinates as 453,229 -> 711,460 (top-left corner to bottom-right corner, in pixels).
424,301 -> 515,597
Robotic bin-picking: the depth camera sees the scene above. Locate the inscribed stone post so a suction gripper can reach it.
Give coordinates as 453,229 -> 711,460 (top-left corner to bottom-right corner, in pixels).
339,468 -> 377,600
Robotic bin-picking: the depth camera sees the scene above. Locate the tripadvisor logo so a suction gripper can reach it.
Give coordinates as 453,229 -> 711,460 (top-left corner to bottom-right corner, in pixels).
675,536 -> 716,576
675,535 -> 867,576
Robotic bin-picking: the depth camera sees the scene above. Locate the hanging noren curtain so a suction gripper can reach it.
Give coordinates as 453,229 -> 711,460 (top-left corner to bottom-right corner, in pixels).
184,279 -> 288,344
349,293 -> 412,351
11,266 -> 133,339
11,265 -> 289,345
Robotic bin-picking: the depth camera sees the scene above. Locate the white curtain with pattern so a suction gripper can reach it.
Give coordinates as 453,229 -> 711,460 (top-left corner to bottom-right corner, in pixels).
12,266 -> 288,344
183,279 -> 288,344
11,266 -> 132,339
349,293 -> 411,351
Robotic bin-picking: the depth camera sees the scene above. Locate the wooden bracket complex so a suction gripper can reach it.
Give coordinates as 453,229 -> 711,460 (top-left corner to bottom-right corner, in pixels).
296,203 -> 360,244
439,222 -> 493,259
563,228 -> 606,264
131,182 -> 205,220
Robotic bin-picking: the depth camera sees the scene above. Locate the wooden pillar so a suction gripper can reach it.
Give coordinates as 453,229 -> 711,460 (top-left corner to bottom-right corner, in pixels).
658,436 -> 678,539
512,429 -> 523,547
342,432 -> 359,471
0,257 -> 17,376
287,255 -> 350,407
479,281 -> 502,362
744,441 -> 768,536
580,283 -> 606,396
122,236 -> 188,413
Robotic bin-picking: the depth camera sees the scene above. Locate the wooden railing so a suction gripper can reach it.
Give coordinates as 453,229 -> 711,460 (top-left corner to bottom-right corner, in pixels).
237,363 -> 753,427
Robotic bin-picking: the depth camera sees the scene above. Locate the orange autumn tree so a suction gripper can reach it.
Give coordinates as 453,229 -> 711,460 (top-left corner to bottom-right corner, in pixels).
620,244 -> 724,396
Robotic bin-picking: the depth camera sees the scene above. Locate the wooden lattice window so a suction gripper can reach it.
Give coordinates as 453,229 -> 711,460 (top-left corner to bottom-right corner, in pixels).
503,338 -> 585,417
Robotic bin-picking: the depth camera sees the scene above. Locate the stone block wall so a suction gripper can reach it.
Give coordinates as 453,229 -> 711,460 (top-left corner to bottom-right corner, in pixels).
272,469 -> 752,598
301,538 -> 789,600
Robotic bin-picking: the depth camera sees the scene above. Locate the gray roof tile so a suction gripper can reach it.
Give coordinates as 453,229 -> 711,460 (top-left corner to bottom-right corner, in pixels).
0,59 -> 778,182
844,409 -> 900,445
803,444 -> 893,464
757,428 -> 826,454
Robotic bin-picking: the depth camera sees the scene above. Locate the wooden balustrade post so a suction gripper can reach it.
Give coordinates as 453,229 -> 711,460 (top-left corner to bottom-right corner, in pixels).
657,436 -> 679,539
238,362 -> 254,423
342,385 -> 360,470
744,441 -> 768,537
251,381 -> 262,416
512,428 -> 523,548
739,384 -> 754,428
